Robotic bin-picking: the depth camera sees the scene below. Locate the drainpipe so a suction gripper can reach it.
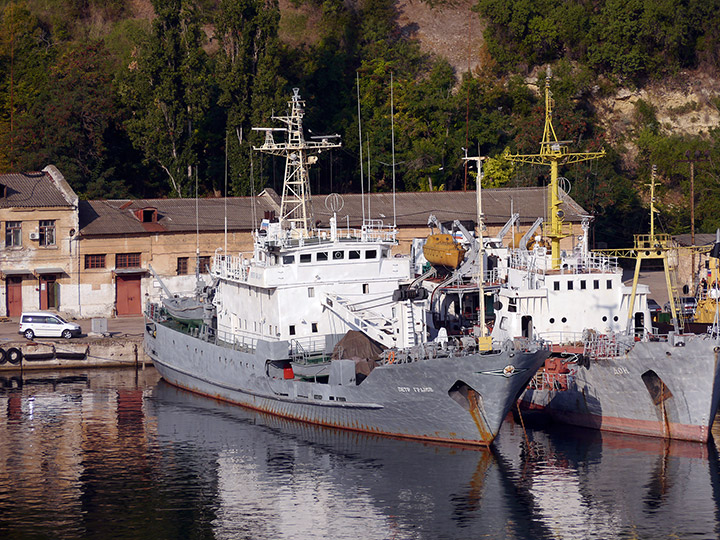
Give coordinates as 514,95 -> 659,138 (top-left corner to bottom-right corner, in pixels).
75,232 -> 81,317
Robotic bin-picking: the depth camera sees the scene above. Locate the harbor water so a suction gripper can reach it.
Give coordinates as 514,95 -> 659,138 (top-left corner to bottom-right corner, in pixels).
1,368 -> 719,540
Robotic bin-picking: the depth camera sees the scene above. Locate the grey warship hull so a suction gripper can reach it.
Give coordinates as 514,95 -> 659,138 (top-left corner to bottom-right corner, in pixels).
521,335 -> 720,442
145,318 -> 549,446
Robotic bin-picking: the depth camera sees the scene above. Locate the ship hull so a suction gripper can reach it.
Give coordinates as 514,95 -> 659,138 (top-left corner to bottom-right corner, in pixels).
520,337 -> 720,442
145,320 -> 548,446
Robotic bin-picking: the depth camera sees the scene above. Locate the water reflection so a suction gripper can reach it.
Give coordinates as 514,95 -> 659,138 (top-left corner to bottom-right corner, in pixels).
0,369 -> 719,540
495,419 -> 720,539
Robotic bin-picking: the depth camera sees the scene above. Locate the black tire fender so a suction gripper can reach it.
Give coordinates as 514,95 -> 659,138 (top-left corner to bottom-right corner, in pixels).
0,348 -> 6,365
7,347 -> 22,365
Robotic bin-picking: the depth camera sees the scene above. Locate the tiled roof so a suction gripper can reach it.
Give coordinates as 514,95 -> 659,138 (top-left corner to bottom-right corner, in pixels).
79,187 -> 586,236
0,171 -> 75,208
313,187 -> 587,228
674,233 -> 717,247
79,196 -> 280,236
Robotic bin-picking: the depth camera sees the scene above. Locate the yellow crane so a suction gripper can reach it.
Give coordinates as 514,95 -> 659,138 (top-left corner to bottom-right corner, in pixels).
504,67 -> 605,270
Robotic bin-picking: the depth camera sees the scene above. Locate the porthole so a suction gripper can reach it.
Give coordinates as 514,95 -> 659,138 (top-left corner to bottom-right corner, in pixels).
602,316 -> 607,322
549,318 -> 555,324
613,316 -> 619,321
561,317 -> 567,323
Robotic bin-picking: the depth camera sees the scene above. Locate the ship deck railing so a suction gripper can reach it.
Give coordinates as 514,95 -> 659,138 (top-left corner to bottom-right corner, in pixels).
146,303 -> 262,353
527,370 -> 576,391
256,220 -> 398,249
533,331 -> 585,347
508,249 -> 619,275
584,332 -> 634,359
212,252 -> 252,282
290,336 -> 329,363
378,337 -> 544,365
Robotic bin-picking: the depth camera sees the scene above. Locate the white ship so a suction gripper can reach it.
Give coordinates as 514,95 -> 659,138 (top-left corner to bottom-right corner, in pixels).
144,89 -> 549,446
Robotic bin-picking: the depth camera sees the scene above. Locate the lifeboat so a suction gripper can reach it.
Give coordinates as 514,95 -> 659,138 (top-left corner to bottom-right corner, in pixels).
423,234 -> 466,269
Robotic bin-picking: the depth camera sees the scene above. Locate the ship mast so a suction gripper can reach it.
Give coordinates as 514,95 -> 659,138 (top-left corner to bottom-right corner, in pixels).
463,153 -> 492,350
504,68 -> 605,269
625,166 -> 682,334
253,89 -> 341,237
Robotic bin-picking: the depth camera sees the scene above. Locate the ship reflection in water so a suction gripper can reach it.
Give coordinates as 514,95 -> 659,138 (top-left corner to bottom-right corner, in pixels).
0,368 -> 719,539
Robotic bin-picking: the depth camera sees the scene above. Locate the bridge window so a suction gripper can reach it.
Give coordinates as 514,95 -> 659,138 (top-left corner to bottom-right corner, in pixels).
362,284 -> 369,294
553,282 -> 560,291
333,250 -> 344,260
300,253 -> 312,263
283,255 -> 295,264
580,280 -> 586,290
606,279 -> 612,289
594,279 -> 600,289
567,281 -> 574,290
289,325 -> 296,335
317,252 -> 328,261
311,323 -> 318,333
365,250 -> 377,259
349,250 -> 361,260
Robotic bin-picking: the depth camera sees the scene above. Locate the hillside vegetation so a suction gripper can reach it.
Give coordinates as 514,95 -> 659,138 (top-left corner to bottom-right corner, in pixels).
1,0 -> 719,247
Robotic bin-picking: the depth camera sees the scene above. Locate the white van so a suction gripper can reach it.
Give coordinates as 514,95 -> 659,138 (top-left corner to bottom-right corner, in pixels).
19,312 -> 82,340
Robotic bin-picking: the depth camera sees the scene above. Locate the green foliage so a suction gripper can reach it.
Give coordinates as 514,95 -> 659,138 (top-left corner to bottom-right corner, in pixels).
1,0 -> 718,249
215,0 -> 285,196
13,41 -> 115,192
482,152 -> 514,188
476,0 -> 720,83
633,99 -> 660,134
635,130 -> 720,235
118,0 -> 211,197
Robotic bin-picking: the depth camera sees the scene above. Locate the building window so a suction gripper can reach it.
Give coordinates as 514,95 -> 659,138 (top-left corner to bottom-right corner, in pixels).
5,221 -> 21,247
85,254 -> 106,269
116,252 -> 141,268
199,256 -> 211,273
39,220 -> 55,247
289,325 -> 296,336
311,322 -> 318,333
177,257 -> 189,275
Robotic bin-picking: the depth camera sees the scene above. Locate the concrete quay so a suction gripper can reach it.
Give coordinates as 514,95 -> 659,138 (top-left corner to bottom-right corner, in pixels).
0,316 -> 149,372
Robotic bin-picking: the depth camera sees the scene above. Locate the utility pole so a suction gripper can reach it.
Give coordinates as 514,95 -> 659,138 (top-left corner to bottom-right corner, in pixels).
679,149 -> 710,290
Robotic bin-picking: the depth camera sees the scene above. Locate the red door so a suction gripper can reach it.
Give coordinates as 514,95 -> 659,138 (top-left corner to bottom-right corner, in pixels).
39,275 -> 59,310
6,277 -> 22,317
116,275 -> 142,316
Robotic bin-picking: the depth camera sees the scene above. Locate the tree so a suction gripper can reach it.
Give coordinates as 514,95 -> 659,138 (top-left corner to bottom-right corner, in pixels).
215,0 -> 284,196
118,0 -> 211,197
13,41 -> 116,194
0,4 -> 54,171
